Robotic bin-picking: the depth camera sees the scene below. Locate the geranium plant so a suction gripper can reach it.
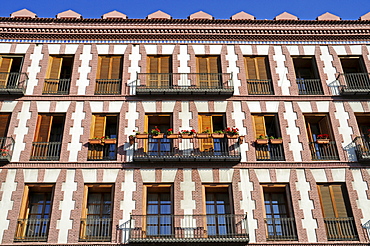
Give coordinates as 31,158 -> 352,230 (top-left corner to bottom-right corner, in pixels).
180,129 -> 196,135
317,134 -> 329,139
166,128 -> 173,135
224,127 -> 239,135
151,126 -> 161,135
201,127 -> 211,134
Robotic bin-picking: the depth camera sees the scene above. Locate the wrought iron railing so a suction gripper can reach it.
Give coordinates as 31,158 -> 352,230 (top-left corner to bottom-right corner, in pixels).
351,136 -> 370,162
136,73 -> 233,95
324,217 -> 358,241
337,73 -> 370,95
133,135 -> 241,162
255,143 -> 285,161
80,218 -> 112,242
265,217 -> 297,241
296,78 -> 324,95
30,142 -> 62,161
0,72 -> 28,94
95,79 -> 121,95
308,141 -> 339,160
14,218 -> 50,242
128,214 -> 248,243
43,78 -> 71,95
88,143 -> 117,161
246,79 -> 273,95
363,220 -> 370,241
0,137 -> 14,162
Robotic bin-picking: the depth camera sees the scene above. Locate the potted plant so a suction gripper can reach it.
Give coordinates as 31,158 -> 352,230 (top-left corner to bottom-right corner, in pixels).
89,136 -> 104,145
0,148 -> 9,157
269,136 -> 283,144
256,135 -> 268,145
180,129 -> 196,138
224,127 -> 239,139
134,130 -> 149,139
150,126 -> 164,138
211,130 -> 225,138
197,127 -> 211,139
166,128 -> 178,139
316,134 -> 330,144
104,136 -> 117,144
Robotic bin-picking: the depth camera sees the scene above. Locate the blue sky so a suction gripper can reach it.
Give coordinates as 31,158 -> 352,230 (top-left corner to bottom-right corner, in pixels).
1,0 -> 369,20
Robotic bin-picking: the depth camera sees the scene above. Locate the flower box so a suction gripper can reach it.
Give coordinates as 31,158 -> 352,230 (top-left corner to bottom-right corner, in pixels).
226,134 -> 239,139
1,152 -> 7,156
166,134 -> 179,139
316,139 -> 330,144
136,134 -> 149,139
196,133 -> 210,139
270,139 -> 283,144
104,138 -> 117,144
152,133 -> 164,139
181,134 -> 194,139
89,139 -> 103,145
211,133 -> 225,138
256,139 -> 268,145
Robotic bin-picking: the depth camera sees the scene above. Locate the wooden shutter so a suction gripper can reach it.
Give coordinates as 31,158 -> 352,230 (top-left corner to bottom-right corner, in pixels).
0,113 -> 11,137
245,57 -> 257,80
318,184 -> 335,218
256,57 -> 268,80
197,57 -> 210,87
331,184 -> 348,218
34,115 -> 52,142
148,56 -> 159,87
199,115 -> 213,151
0,57 -> 13,87
92,115 -> 106,138
110,56 -> 122,79
159,56 -> 170,87
97,56 -> 110,80
253,115 -> 266,138
80,185 -> 89,239
318,184 -> 348,218
48,57 -> 62,79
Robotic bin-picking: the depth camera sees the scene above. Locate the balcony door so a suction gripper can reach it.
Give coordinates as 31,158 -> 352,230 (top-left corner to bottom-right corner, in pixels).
244,56 -> 272,94
198,114 -> 225,154
147,56 -> 171,88
196,56 -> 221,88
43,56 -> 73,94
339,56 -> 369,89
96,56 -> 122,94
145,114 -> 171,156
0,55 -> 23,88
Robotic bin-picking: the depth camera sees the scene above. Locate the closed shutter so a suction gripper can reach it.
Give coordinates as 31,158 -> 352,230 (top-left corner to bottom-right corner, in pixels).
318,184 -> 335,218
331,184 -> 348,218
92,115 -> 106,138
159,56 -> 170,87
0,113 -> 11,137
197,56 -> 220,88
318,184 -> 348,218
97,56 -> 110,80
148,56 -> 159,87
245,57 -> 257,80
0,57 -> 13,87
46,57 -> 62,93
256,57 -> 268,80
35,115 -> 52,142
110,56 -> 122,79
199,115 -> 213,151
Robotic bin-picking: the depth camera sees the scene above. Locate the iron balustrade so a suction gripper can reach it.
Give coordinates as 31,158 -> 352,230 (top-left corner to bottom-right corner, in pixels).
128,214 -> 248,243
255,143 -> 285,161
133,135 -> 241,162
324,217 -> 358,241
352,136 -> 370,162
308,141 -> 339,161
43,78 -> 71,95
246,79 -> 273,95
363,220 -> 370,241
337,73 -> 370,95
95,79 -> 121,95
80,218 -> 112,242
0,72 -> 28,94
88,143 -> 117,161
136,73 -> 233,95
14,218 -> 50,242
0,137 -> 14,162
265,217 -> 297,241
296,78 -> 324,95
30,142 -> 62,161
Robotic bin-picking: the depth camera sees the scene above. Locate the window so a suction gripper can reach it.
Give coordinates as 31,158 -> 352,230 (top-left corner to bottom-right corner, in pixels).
0,113 -> 11,138
196,56 -> 221,88
145,184 -> 172,236
292,56 -> 323,95
339,56 -> 370,91
147,55 -> 171,88
244,56 -> 273,95
0,113 -> 12,160
43,56 -> 73,94
30,114 -> 65,161
15,184 -> 53,242
253,114 -> 284,161
95,55 -> 122,94
146,114 -> 171,156
317,184 -> 358,240
304,114 -> 338,160
0,55 -> 23,89
198,114 -> 225,154
80,184 -> 113,242
262,185 -> 297,240
88,114 -> 118,160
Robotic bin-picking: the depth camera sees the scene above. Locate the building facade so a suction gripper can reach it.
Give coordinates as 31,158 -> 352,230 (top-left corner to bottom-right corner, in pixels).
0,8 -> 370,246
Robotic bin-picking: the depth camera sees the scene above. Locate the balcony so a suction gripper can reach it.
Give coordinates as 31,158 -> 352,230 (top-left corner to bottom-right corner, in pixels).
42,78 -> 70,95
0,72 -> 28,95
133,135 -> 241,162
128,214 -> 248,244
0,137 -> 14,163
255,143 -> 285,161
296,78 -> 324,95
308,141 -> 339,161
95,79 -> 121,95
88,143 -> 117,161
265,217 -> 297,241
352,136 -> 370,162
337,73 -> 370,95
246,79 -> 273,95
30,142 -> 62,161
135,73 -> 233,95
14,218 -> 50,242
324,217 -> 358,241
80,218 -> 112,242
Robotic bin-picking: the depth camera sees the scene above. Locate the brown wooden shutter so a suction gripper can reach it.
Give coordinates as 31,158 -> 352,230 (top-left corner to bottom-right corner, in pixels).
256,57 -> 268,80
160,56 -> 170,74
197,57 -> 208,74
199,115 -> 213,151
208,57 -> 219,73
331,184 -> 348,218
93,115 -> 106,138
98,56 -> 110,80
245,57 -> 257,80
110,56 -> 122,79
148,56 -> 159,87
319,117 -> 331,138
48,57 -> 62,79
0,113 -> 11,137
253,115 -> 266,138
35,115 -> 52,142
318,184 -> 335,218
0,57 -> 13,87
